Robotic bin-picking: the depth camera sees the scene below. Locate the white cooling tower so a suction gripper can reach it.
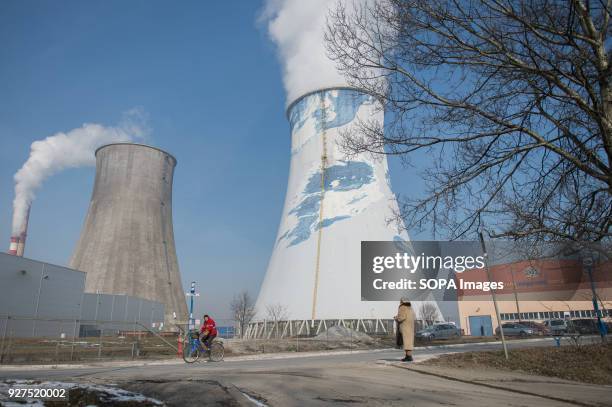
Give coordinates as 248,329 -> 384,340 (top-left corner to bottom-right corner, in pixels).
255,87 -> 420,321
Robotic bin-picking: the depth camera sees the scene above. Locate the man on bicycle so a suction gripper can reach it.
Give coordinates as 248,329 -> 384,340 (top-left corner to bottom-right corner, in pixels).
199,314 -> 218,349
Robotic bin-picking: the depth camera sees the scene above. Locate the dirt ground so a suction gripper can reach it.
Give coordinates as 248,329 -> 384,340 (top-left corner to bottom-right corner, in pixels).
224,334 -> 508,356
422,342 -> 612,385
224,336 -> 390,356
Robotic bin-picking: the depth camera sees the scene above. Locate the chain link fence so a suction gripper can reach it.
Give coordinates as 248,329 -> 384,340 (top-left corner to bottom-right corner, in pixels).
0,316 -> 401,364
0,316 -> 179,365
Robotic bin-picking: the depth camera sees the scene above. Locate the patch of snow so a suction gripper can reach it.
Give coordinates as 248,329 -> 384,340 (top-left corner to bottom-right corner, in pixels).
0,379 -> 164,406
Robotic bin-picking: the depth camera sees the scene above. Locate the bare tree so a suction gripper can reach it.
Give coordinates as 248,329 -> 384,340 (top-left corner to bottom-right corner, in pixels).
231,291 -> 256,338
418,302 -> 441,325
326,0 -> 611,243
266,303 -> 289,338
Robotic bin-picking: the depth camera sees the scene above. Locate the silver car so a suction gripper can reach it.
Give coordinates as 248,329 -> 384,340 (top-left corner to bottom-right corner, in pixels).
544,319 -> 568,335
495,323 -> 534,337
416,323 -> 461,341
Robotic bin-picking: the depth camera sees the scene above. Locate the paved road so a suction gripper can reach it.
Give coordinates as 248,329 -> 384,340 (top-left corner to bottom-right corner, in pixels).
0,339 -> 606,406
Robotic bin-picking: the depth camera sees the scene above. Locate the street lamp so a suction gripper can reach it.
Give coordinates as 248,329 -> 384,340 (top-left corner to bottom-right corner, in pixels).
186,281 -> 199,332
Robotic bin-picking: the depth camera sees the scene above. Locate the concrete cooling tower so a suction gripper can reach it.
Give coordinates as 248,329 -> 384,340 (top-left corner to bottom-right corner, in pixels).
70,143 -> 188,326
255,87 -> 425,321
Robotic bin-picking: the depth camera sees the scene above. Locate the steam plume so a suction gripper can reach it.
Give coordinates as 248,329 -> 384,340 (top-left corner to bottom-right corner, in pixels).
11,110 -> 147,236
261,0 -> 351,104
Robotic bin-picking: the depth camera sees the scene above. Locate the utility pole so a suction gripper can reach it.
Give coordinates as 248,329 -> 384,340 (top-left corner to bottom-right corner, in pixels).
479,232 -> 508,360
510,264 -> 521,323
582,251 -> 608,342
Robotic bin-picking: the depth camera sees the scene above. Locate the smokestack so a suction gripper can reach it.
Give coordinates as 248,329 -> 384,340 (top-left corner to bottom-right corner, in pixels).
70,143 -> 188,326
8,236 -> 19,255
8,205 -> 29,256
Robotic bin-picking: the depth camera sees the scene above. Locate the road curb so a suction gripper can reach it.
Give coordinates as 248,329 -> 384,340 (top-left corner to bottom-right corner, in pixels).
388,363 -> 599,407
415,336 -> 554,350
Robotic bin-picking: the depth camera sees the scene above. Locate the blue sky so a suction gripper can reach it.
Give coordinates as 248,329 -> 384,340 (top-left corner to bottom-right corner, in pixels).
0,0 -> 430,321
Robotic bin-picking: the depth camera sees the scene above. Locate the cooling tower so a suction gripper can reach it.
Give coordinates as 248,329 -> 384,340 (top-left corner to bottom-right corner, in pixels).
255,87 -> 427,321
70,143 -> 188,326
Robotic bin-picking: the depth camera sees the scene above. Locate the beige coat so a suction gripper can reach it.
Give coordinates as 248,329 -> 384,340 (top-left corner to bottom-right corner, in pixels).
396,303 -> 415,350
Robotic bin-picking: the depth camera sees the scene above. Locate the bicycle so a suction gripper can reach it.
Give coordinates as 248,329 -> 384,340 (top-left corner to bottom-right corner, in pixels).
183,330 -> 224,363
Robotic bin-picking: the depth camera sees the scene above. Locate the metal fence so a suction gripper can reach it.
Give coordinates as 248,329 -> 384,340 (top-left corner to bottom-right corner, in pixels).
0,315 -> 429,364
0,315 -> 178,365
243,318 -> 423,339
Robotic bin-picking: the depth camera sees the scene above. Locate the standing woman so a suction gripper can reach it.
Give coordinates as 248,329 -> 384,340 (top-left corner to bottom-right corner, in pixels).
394,297 -> 415,362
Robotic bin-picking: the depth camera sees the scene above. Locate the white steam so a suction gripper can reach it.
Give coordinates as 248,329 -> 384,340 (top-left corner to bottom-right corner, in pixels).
11,110 -> 147,235
261,0 -> 351,104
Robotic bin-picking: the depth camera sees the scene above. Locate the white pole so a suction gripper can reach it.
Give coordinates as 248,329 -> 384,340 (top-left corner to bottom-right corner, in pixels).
479,232 -> 508,360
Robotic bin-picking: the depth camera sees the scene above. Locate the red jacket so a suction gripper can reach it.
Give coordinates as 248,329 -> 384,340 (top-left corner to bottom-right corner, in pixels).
200,317 -> 217,336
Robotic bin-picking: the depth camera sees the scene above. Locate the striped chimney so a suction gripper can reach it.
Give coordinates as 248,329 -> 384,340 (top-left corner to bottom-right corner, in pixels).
8,236 -> 19,255
9,205 -> 30,257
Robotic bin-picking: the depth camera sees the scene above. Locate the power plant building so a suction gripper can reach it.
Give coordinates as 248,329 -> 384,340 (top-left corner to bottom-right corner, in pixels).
457,254 -> 612,336
70,143 -> 187,327
0,252 -> 164,338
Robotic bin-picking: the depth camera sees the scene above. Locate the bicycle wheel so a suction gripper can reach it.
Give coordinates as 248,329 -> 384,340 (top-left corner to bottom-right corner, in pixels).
182,338 -> 200,363
208,341 -> 224,362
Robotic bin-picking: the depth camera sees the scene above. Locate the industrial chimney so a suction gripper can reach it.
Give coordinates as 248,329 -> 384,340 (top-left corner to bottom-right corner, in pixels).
255,88 -> 438,321
8,205 -> 30,256
8,237 -> 18,255
70,143 -> 188,326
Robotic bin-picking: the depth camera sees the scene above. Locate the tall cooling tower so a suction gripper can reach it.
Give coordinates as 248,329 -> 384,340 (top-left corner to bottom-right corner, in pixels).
70,143 -> 188,325
256,87 -> 417,321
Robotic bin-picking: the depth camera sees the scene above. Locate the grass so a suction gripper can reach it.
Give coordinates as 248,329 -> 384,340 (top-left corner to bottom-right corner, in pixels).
422,342 -> 612,385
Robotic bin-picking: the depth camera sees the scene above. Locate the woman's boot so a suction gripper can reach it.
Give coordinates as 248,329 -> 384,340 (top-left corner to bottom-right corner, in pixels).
402,351 -> 413,362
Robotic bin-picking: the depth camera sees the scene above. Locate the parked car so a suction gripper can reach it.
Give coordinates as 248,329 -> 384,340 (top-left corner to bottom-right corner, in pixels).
517,321 -> 549,336
544,319 -> 568,335
494,323 -> 534,337
570,318 -> 599,334
416,323 -> 461,341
